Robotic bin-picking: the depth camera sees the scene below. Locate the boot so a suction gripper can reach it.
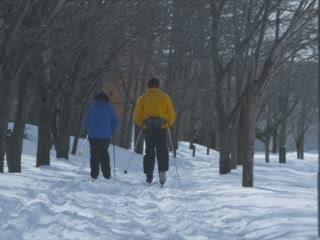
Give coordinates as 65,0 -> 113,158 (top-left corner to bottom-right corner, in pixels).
159,171 -> 166,186
146,174 -> 153,185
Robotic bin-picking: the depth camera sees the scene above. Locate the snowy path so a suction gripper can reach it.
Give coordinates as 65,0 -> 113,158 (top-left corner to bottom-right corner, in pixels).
0,138 -> 318,240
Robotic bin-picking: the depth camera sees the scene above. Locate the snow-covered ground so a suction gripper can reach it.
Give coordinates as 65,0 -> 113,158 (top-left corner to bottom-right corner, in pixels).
0,126 -> 318,240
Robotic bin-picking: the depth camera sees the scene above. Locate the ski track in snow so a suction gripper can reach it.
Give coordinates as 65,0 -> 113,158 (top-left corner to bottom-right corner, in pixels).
0,138 -> 318,240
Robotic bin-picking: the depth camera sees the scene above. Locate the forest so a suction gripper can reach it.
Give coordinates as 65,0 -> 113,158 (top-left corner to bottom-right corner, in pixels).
0,0 -> 318,187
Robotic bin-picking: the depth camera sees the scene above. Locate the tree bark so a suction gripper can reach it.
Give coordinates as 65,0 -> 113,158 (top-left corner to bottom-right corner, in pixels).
0,0 -> 32,172
230,127 -> 238,169
125,108 -> 134,149
71,89 -> 93,155
265,135 -> 270,163
241,87 -> 257,187
6,67 -> 33,172
36,103 -> 52,167
36,48 -> 52,167
118,55 -> 134,149
237,109 -> 245,166
120,101 -> 133,149
278,76 -> 289,164
53,93 -> 73,159
279,119 -> 287,164
272,128 -> 277,153
301,139 -> 304,160
0,77 -> 12,172
219,127 -> 231,175
296,135 -> 305,160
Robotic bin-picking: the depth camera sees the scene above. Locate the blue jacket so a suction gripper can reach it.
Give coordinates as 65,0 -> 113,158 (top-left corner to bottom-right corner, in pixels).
84,100 -> 119,139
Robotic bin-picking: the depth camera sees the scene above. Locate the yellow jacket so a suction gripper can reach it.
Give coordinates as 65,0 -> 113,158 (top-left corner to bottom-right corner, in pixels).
134,88 -> 176,129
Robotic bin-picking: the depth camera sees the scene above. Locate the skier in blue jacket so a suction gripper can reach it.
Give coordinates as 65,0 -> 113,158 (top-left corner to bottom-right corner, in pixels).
84,92 -> 119,180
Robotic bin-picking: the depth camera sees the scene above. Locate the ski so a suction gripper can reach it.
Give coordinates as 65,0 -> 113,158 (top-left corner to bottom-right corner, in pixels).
145,180 -> 156,186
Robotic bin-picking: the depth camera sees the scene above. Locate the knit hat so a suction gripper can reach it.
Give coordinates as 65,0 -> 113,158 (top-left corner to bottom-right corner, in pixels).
148,78 -> 160,88
94,92 -> 109,101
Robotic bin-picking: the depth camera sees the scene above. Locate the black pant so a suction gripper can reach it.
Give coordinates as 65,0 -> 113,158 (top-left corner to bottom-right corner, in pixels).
89,138 -> 111,179
143,129 -> 169,175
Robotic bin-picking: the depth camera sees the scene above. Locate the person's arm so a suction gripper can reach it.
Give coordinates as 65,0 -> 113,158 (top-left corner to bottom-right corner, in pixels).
110,106 -> 120,135
133,97 -> 144,127
166,95 -> 176,127
84,109 -> 91,130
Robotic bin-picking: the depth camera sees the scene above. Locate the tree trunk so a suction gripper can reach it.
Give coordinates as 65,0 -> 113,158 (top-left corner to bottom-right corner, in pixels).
189,116 -> 194,149
36,104 -> 51,167
237,110 -> 245,166
6,69 -> 33,172
27,92 -> 40,125
301,139 -> 304,160
59,100 -> 71,159
0,0 -> 32,172
219,128 -> 231,175
206,126 -> 216,155
71,105 -> 82,155
132,63 -> 142,153
241,88 -> 257,187
125,108 -> 134,148
296,136 -> 301,159
279,99 -> 288,164
279,127 -> 286,163
210,130 -> 217,150
0,85 -> 11,172
120,102 -> 132,149
230,127 -> 238,169
272,128 -> 277,153
123,104 -> 134,149
206,128 -> 211,155
54,94 -> 73,159
296,134 -> 305,160
279,146 -> 286,164
265,135 -> 270,163
0,49 -> 31,172
0,51 -> 14,173
0,62 -> 15,172
71,91 -> 92,155
120,57 -> 134,149
170,113 -> 180,157
36,48 -> 52,167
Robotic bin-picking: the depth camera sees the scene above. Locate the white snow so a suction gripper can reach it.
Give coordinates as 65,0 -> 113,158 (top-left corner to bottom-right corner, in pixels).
0,126 -> 318,240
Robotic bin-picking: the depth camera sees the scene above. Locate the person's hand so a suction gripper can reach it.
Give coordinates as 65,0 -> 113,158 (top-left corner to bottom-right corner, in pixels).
136,124 -> 143,130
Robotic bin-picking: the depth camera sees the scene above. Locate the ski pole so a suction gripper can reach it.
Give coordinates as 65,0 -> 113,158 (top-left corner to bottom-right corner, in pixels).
113,141 -> 116,179
124,129 -> 143,174
167,128 -> 181,186
78,135 -> 88,156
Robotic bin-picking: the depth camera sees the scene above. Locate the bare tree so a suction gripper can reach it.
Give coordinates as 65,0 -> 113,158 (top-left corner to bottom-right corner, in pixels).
290,61 -> 317,159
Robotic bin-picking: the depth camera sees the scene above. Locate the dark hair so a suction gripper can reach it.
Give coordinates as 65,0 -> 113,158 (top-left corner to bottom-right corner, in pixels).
94,92 -> 109,101
148,78 -> 160,88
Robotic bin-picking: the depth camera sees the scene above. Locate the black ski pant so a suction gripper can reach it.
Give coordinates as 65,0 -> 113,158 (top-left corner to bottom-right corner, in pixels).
89,138 -> 111,179
143,129 -> 169,176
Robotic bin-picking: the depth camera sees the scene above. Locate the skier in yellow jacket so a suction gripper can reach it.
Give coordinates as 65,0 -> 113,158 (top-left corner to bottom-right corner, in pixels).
134,78 -> 176,185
